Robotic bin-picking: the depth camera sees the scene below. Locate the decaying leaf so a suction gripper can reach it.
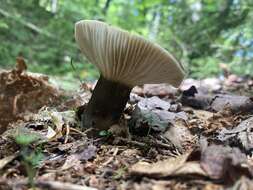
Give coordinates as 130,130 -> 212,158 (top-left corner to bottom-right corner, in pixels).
46,126 -> 57,140
227,176 -> 253,190
36,109 -> 77,141
193,110 -> 214,121
79,145 -> 97,161
130,143 -> 253,184
164,120 -> 196,151
130,107 -> 175,134
15,55 -> 27,74
130,151 -> 207,178
218,117 -> 253,152
138,96 -> 171,111
0,66 -> 62,134
60,144 -> 96,171
130,97 -> 187,134
200,144 -> 252,181
61,154 -> 81,171
0,153 -> 18,170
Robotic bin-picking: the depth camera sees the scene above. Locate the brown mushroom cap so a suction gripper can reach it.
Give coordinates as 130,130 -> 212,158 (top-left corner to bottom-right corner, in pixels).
75,20 -> 186,87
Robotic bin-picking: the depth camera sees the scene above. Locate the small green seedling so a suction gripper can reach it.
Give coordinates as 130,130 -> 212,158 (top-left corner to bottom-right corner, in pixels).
14,131 -> 44,188
99,130 -> 112,137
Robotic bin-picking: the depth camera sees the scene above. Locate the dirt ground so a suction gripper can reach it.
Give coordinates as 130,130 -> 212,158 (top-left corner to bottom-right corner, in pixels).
1,66 -> 253,190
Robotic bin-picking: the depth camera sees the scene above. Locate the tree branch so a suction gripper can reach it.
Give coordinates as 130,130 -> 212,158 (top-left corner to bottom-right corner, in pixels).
102,0 -> 113,15
0,8 -> 54,38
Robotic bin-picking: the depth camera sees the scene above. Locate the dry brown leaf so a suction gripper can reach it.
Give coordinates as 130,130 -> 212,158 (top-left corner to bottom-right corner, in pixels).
193,110 -> 214,121
200,144 -> 252,181
46,126 -> 57,140
218,117 -> 253,151
0,67 -> 61,134
138,96 -> 171,111
227,176 -> 253,190
164,120 -> 196,151
61,154 -> 81,171
15,55 -> 27,74
130,152 -> 206,178
0,153 -> 18,170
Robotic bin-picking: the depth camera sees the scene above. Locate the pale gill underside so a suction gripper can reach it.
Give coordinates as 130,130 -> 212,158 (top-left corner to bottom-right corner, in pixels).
75,20 -> 186,87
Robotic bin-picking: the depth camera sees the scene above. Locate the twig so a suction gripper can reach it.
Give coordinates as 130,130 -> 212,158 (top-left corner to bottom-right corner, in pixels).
69,127 -> 87,138
37,180 -> 97,190
64,124 -> 70,144
7,179 -> 97,190
115,137 -> 147,148
116,137 -> 174,150
102,147 -> 119,166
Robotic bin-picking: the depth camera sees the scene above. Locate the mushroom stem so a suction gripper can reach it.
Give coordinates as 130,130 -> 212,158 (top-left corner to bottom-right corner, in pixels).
82,75 -> 131,131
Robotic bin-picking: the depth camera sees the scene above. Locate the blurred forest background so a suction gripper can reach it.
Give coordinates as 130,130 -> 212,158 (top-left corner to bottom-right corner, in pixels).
0,0 -> 253,85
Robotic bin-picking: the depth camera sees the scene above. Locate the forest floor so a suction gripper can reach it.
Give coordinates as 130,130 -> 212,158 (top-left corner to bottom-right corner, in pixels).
1,63 -> 253,190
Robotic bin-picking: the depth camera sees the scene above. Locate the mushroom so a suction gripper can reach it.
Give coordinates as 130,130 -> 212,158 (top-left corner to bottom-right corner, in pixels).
75,20 -> 186,131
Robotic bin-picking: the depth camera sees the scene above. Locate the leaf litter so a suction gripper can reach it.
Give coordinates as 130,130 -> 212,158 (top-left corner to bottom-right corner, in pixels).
1,63 -> 253,189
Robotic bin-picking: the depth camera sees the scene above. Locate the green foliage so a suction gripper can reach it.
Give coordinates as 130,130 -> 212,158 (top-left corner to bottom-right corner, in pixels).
0,0 -> 253,79
21,149 -> 44,187
15,133 -> 41,146
14,131 -> 44,187
99,130 -> 112,137
191,57 -> 221,78
113,166 -> 128,179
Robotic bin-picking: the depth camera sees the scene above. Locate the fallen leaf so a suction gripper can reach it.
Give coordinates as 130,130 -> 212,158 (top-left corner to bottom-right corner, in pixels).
193,110 -> 214,121
129,107 -> 168,134
46,126 -> 57,140
15,55 -> 27,74
202,184 -> 223,190
200,144 -> 252,181
218,117 -> 253,152
138,96 -> 171,111
50,111 -> 64,135
164,120 -> 196,151
79,145 -> 97,161
36,109 -> 77,141
89,175 -> 102,189
130,98 -> 187,134
0,153 -> 18,170
0,66 -> 61,134
61,154 -> 81,170
227,176 -> 253,190
130,152 -> 206,178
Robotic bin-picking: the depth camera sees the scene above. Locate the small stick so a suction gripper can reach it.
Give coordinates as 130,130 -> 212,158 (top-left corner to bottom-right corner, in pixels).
8,179 -> 97,190
64,124 -> 70,144
69,127 -> 87,137
102,147 -> 119,166
116,137 -> 176,150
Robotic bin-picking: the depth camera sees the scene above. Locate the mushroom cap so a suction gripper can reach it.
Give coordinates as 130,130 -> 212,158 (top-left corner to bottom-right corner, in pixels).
75,20 -> 186,87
